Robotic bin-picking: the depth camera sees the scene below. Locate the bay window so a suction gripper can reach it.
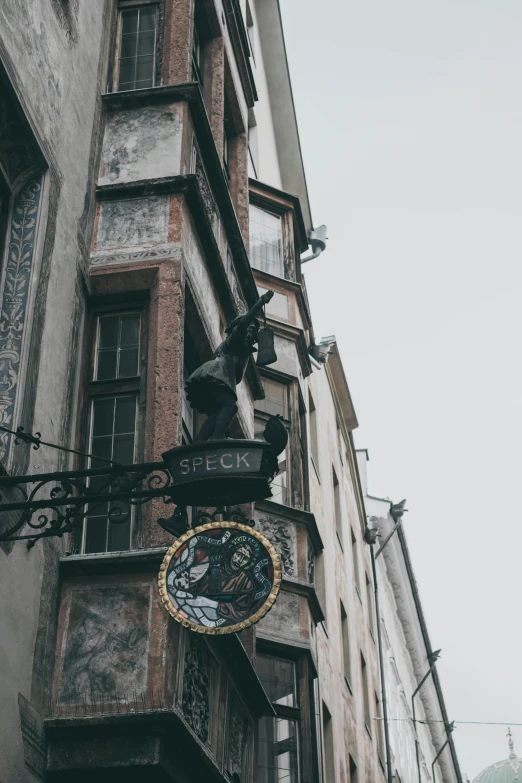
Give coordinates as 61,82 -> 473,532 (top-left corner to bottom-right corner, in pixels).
257,654 -> 300,783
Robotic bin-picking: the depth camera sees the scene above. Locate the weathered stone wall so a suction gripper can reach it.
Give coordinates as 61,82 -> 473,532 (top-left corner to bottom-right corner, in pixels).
0,2 -> 110,780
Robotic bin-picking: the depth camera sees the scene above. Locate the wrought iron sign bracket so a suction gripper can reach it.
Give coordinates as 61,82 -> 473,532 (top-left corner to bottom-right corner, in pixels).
0,460 -> 173,547
0,425 -> 281,549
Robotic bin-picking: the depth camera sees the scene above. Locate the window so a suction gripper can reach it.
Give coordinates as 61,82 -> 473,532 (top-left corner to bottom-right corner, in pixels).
223,109 -> 233,180
336,418 -> 344,463
309,393 -> 319,475
116,6 -> 157,92
322,703 -> 334,783
192,18 -> 204,83
351,527 -> 361,598
257,655 -> 300,783
375,691 -> 385,764
249,204 -> 284,277
340,601 -> 351,686
349,755 -> 358,783
333,468 -> 342,546
366,572 -> 375,637
361,654 -> 371,732
248,109 -> 259,178
315,552 -> 327,626
80,311 -> 143,554
255,378 -> 288,505
95,313 -> 140,380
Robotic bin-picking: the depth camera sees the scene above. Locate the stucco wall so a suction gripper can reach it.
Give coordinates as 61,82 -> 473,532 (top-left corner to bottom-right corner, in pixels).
308,362 -> 384,782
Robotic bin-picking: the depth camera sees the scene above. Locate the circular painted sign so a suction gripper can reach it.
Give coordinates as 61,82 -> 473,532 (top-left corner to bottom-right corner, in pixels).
158,521 -> 282,634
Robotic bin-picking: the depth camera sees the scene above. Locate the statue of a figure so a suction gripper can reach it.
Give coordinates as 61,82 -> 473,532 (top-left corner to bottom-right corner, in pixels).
185,290 -> 275,442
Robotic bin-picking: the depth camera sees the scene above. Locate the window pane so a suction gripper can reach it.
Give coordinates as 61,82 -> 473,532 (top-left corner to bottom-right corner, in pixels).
120,32 -> 138,60
270,452 -> 288,505
97,350 -> 118,381
257,655 -> 296,706
99,316 -> 120,348
115,397 -> 136,434
136,56 -> 154,85
85,517 -> 108,554
92,399 -> 115,437
120,314 -> 140,346
137,29 -> 155,56
118,8 -> 156,91
139,6 -> 156,31
249,204 -> 283,277
118,347 -> 139,377
257,716 -> 299,783
91,436 -> 113,467
256,378 -> 286,418
121,9 -> 139,34
85,396 -> 137,552
113,434 -> 135,464
108,513 -> 131,551
95,313 -> 141,380
118,61 -> 135,90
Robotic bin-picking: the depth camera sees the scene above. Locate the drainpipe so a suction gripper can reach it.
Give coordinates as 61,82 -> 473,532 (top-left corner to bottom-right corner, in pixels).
412,650 -> 442,783
431,723 -> 455,782
369,541 -> 393,783
364,500 -> 407,783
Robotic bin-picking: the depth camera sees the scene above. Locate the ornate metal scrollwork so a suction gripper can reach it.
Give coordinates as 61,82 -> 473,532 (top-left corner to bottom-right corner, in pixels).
0,462 -> 175,548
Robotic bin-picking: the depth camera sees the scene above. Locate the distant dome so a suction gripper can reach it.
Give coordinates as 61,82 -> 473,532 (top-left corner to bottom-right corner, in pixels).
473,730 -> 522,783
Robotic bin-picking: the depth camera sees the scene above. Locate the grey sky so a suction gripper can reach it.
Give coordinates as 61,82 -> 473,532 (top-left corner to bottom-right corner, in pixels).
280,0 -> 522,777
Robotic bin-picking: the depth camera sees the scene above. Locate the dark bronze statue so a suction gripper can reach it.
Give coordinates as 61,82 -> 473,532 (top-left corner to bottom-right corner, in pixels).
185,290 -> 275,442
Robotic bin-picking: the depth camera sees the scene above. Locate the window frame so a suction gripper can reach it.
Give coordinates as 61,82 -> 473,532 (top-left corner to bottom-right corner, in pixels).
254,373 -> 291,507
361,652 -> 372,736
254,371 -> 307,509
76,299 -> 148,555
365,571 -> 376,641
333,466 -> 343,548
256,652 -> 301,783
192,16 -> 204,84
340,600 -> 352,691
308,392 -> 319,481
112,2 -> 159,93
351,526 -> 362,602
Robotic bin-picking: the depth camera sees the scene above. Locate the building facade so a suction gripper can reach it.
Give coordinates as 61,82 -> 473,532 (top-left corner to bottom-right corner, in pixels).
0,1 -> 460,782
358,452 -> 462,783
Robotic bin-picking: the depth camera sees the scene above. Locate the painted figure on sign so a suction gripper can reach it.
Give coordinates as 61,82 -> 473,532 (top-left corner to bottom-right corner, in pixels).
165,530 -> 273,629
185,290 -> 275,442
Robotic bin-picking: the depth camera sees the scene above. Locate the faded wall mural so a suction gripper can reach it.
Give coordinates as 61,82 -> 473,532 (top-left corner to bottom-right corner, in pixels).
58,582 -> 151,703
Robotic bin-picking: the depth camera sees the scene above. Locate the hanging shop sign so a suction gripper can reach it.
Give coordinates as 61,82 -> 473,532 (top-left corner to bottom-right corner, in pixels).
162,440 -> 279,507
158,521 -> 282,634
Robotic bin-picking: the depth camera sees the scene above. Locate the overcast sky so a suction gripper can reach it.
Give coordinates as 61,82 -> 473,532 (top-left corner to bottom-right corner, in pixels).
280,0 -> 522,777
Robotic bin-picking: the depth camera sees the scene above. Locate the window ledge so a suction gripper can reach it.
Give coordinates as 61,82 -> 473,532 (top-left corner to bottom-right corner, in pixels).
59,546 -> 167,576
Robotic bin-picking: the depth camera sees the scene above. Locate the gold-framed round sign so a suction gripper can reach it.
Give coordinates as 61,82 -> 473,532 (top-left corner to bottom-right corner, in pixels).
158,521 -> 282,634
